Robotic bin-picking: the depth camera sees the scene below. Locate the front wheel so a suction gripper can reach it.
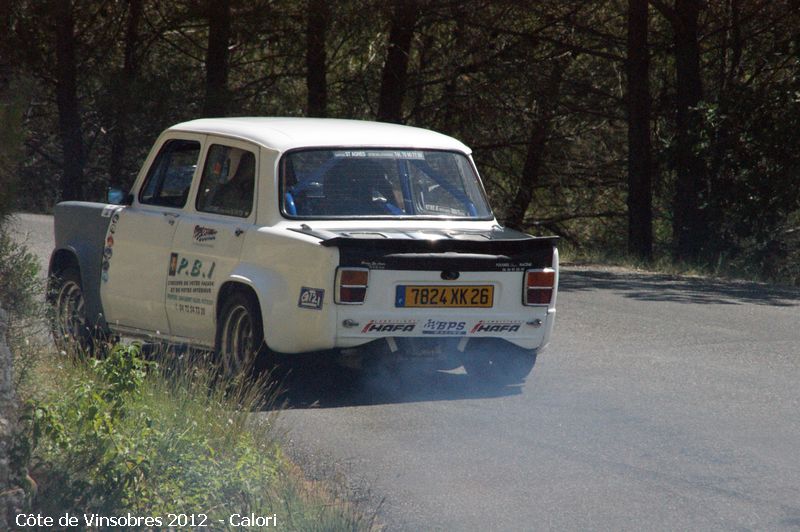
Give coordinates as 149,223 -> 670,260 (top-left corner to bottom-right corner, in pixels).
462,339 -> 538,384
215,291 -> 269,379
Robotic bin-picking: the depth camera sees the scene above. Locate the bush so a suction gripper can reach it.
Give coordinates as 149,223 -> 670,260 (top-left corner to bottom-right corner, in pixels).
15,344 -> 370,529
0,230 -> 41,322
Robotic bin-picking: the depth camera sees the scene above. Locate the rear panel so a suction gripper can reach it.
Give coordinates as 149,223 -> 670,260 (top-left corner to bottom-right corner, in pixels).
322,228 -> 558,350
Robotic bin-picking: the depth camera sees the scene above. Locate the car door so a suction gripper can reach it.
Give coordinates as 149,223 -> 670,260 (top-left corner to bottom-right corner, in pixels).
101,135 -> 205,335
166,138 -> 258,345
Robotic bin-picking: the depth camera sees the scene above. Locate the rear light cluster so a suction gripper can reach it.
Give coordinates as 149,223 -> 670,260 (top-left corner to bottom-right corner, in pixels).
335,267 -> 369,304
523,268 -> 555,306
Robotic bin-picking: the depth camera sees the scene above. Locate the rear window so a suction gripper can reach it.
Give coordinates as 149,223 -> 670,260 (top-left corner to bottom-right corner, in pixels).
281,149 -> 492,219
196,144 -> 255,218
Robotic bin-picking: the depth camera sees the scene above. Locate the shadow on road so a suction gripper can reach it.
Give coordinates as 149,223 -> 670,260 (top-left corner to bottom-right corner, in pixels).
560,268 -> 800,307
264,353 -> 525,410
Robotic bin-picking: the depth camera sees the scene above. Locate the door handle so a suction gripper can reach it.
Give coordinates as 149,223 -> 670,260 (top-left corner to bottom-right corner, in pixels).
234,228 -> 244,237
163,212 -> 180,225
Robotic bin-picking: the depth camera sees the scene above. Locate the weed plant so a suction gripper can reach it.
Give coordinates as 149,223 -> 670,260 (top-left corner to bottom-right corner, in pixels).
1,226 -> 372,530
12,342 -> 373,529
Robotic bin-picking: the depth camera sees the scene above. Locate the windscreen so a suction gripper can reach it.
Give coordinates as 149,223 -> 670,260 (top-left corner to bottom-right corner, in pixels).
281,149 -> 493,219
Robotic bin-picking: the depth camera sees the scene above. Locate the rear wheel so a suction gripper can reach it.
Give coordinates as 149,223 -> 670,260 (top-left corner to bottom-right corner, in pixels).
215,291 -> 268,379
462,339 -> 538,384
50,267 -> 94,353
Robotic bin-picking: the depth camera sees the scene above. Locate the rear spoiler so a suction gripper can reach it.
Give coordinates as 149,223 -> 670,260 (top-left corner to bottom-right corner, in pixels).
289,226 -> 558,255
288,226 -> 558,270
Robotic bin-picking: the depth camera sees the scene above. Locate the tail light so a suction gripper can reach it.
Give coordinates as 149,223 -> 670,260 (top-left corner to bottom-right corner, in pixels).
523,268 -> 555,306
335,267 -> 369,304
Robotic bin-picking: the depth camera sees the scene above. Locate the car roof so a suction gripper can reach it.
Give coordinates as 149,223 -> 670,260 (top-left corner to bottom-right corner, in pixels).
167,117 -> 472,154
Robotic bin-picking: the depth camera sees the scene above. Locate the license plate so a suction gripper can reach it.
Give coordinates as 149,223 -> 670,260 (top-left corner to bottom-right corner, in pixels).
395,285 -> 494,308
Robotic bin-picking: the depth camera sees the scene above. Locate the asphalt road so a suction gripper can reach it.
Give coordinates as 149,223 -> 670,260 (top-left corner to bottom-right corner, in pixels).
9,213 -> 800,531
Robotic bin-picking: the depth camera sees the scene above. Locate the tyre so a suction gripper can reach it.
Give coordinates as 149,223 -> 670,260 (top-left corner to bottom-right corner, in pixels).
50,267 -> 94,353
215,290 -> 269,379
462,338 -> 538,384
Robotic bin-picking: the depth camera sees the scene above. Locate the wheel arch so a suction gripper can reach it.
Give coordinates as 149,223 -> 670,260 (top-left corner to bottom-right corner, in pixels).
48,245 -> 108,332
216,265 -> 288,348
47,248 -> 81,301
216,280 -> 260,321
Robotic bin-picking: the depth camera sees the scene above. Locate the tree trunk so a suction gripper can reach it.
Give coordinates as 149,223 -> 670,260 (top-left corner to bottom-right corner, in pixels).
306,0 -> 329,117
626,0 -> 653,259
504,63 -> 565,230
672,0 -> 706,261
376,0 -> 420,124
108,0 -> 142,189
53,0 -> 85,201
204,0 -> 231,117
0,0 -> 12,90
441,4 -> 466,133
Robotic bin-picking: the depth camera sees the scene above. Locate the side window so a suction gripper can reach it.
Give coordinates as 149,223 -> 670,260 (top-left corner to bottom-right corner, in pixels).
409,163 -> 469,216
139,139 -> 201,208
196,144 -> 256,218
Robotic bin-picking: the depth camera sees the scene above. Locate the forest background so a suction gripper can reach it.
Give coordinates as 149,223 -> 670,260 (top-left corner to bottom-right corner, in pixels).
1,0 -> 798,282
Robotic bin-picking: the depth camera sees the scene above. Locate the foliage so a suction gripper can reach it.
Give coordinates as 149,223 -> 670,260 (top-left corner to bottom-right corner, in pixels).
15,344 -> 371,529
3,0 -> 800,281
695,81 -> 800,280
0,230 -> 41,320
0,77 -> 29,217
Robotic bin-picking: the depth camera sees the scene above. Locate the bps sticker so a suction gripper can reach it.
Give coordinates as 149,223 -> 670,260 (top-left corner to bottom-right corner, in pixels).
298,287 -> 325,310
422,320 -> 466,336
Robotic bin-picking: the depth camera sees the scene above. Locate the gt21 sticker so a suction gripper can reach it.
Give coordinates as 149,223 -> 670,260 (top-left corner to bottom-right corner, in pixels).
298,287 -> 324,310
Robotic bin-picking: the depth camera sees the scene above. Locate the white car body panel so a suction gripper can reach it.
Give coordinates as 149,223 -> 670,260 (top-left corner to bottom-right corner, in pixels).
53,118 -> 558,359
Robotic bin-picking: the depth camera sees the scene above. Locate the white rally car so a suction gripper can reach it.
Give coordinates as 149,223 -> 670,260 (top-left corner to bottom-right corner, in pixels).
49,118 -> 558,383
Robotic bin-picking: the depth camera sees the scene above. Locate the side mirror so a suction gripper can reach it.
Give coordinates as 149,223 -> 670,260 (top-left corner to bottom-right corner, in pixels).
107,187 -> 133,205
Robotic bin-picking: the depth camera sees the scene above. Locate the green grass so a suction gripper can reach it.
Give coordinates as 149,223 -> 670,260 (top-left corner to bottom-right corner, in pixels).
12,342 -> 375,530
2,229 -> 375,530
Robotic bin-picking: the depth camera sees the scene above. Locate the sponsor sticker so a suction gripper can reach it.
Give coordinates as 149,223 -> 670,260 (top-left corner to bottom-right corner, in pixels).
298,287 -> 325,310
333,150 -> 424,160
421,319 -> 466,336
168,253 -> 216,279
168,252 -> 179,276
101,207 -> 123,283
469,320 -> 522,334
166,253 -> 216,315
193,225 -> 218,244
360,320 -> 416,333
